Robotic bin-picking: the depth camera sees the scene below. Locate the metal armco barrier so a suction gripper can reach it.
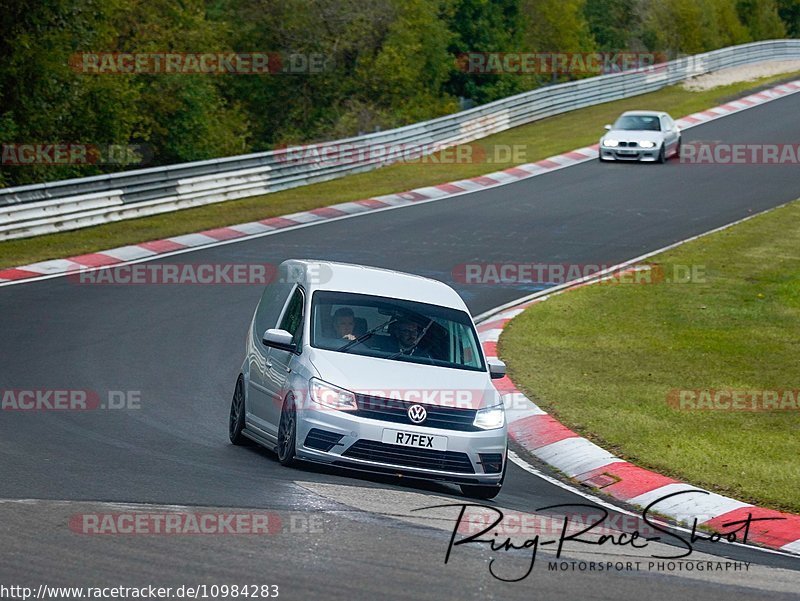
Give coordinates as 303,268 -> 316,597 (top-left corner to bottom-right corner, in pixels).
2,40 -> 799,240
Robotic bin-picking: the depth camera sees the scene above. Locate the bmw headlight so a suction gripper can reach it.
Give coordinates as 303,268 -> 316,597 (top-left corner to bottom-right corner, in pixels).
603,139 -> 619,147
639,140 -> 656,149
473,403 -> 505,430
309,378 -> 358,411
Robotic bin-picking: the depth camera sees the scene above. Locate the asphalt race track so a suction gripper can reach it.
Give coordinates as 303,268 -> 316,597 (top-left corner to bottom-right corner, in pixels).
2,92 -> 800,600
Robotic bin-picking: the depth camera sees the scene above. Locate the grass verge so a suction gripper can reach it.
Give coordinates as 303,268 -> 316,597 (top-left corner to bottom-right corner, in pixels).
499,200 -> 800,513
2,70 -> 800,270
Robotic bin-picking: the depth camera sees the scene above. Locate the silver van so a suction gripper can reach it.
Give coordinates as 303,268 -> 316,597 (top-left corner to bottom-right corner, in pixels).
229,260 -> 508,498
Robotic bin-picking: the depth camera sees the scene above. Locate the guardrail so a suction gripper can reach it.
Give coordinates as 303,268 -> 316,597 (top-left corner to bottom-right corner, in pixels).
2,40 -> 799,240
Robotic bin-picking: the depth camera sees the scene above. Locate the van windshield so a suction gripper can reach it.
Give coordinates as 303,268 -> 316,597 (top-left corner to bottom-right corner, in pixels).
310,290 -> 486,372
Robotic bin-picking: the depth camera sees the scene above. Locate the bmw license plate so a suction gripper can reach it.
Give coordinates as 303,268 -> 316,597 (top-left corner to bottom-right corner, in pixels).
382,429 -> 447,451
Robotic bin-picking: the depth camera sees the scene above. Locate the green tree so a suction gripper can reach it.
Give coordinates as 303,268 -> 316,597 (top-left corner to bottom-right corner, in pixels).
0,0 -> 141,185
445,0 -> 527,104
112,0 -> 250,163
708,0 -> 751,47
737,0 -> 787,39
776,0 -> 800,36
521,0 -> 597,82
349,0 -> 458,130
583,0 -> 642,52
641,0 -> 708,54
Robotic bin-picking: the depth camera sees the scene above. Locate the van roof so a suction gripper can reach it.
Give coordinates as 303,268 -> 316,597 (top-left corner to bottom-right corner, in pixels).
282,260 -> 468,311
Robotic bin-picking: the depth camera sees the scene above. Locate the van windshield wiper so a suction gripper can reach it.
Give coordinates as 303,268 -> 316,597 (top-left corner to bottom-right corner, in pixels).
387,318 -> 434,361
336,317 -> 397,353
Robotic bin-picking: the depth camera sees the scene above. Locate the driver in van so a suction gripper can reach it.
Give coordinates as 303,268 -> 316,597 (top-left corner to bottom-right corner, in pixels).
387,316 -> 432,358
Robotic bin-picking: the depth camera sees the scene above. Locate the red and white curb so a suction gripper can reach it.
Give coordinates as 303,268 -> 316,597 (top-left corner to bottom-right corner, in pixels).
2,79 -> 799,286
479,268 -> 800,557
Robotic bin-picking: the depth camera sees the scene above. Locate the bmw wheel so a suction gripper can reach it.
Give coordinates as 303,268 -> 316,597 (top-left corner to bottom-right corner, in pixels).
656,144 -> 666,164
277,395 -> 298,466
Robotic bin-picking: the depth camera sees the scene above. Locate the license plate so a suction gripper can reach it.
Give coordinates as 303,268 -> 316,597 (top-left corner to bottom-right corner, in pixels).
381,429 -> 447,451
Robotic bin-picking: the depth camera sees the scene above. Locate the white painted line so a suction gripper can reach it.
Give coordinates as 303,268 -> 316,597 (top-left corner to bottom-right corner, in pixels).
534,437 -> 624,477
328,201 -> 372,214
484,171 -> 519,185
409,186 -> 452,199
474,198 -> 795,324
371,194 -> 414,206
478,328 -> 503,343
508,451 -> 799,558
226,222 -> 275,235
511,163 -> 547,175
503,392 -> 545,419
627,483 -> 752,526
18,259 -> 84,274
781,539 -> 800,555
281,211 -> 325,224
398,191 -> 430,200
547,154 -> 580,167
4,77 -> 800,290
573,147 -> 599,158
167,233 -> 219,247
448,179 -> 486,191
101,245 -> 158,262
494,307 -> 530,320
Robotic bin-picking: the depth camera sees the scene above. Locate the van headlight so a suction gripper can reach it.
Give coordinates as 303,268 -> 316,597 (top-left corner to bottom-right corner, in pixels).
639,140 -> 656,148
473,403 -> 505,430
309,378 -> 358,411
603,139 -> 619,147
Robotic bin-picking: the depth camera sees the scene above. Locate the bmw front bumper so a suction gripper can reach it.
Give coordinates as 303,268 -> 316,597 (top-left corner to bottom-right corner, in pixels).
600,146 -> 659,161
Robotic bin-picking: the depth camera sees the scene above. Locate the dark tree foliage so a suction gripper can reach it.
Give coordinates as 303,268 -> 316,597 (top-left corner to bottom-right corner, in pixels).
0,0 -> 796,187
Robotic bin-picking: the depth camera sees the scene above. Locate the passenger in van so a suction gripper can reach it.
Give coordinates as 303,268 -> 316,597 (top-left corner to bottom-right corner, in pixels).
332,307 -> 357,341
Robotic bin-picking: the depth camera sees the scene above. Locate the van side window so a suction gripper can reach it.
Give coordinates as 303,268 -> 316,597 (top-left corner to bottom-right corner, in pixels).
255,282 -> 294,340
279,287 -> 305,346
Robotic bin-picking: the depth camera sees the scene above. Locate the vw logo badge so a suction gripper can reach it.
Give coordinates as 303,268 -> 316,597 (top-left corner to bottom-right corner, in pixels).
407,404 -> 427,424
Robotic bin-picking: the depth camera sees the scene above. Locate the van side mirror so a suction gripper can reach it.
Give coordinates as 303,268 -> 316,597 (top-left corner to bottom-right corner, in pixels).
488,359 -> 507,380
262,328 -> 296,352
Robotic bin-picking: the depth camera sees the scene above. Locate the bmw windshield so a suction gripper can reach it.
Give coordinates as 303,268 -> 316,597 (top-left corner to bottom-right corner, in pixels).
310,290 -> 486,372
612,115 -> 661,131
